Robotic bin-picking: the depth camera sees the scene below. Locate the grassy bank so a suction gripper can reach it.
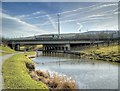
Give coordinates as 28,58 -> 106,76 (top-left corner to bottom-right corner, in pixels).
80,45 -> 120,62
2,52 -> 48,90
82,45 -> 119,53
0,45 -> 15,55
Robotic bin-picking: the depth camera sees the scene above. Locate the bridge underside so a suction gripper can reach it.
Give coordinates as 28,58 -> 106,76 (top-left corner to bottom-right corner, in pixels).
7,40 -> 104,51
8,43 -> 20,51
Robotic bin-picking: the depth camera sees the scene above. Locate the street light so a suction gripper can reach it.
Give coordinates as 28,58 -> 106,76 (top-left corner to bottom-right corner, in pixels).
57,14 -> 60,39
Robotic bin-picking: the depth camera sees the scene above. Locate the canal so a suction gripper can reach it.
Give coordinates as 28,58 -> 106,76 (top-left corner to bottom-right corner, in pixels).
31,52 -> 119,89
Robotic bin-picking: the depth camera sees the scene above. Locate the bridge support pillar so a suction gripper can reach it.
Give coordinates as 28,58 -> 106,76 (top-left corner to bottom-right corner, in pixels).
15,44 -> 20,51
43,44 -> 70,53
66,44 -> 70,51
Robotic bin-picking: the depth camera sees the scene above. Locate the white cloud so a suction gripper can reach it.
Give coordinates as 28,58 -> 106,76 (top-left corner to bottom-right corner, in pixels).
17,15 -> 30,18
80,17 -> 111,24
60,7 -> 83,14
88,20 -> 118,31
87,14 -> 105,18
16,11 -> 45,19
19,2 -> 118,26
93,3 -> 118,10
60,2 -> 104,15
35,15 -> 114,27
2,13 -> 49,38
114,11 -> 120,14
32,11 -> 45,15
60,3 -> 117,20
32,11 -> 41,15
9,2 -> 118,35
26,2 -> 104,20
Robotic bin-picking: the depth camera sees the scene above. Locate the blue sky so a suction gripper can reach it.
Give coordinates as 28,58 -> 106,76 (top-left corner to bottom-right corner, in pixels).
1,2 -> 118,38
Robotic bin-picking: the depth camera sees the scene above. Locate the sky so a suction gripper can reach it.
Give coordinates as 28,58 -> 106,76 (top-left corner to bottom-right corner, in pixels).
1,2 -> 119,38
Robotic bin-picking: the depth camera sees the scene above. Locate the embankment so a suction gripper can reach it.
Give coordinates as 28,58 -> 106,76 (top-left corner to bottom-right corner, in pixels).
2,52 -> 48,90
0,45 -> 16,55
80,45 -> 120,62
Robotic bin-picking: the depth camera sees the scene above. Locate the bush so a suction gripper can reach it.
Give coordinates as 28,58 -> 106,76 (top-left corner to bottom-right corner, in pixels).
29,70 -> 78,91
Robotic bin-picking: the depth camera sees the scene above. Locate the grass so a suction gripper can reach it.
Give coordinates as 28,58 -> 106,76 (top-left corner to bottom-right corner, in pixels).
80,44 -> 120,62
2,52 -> 48,90
82,45 -> 119,54
0,45 -> 16,55
0,45 -> 15,53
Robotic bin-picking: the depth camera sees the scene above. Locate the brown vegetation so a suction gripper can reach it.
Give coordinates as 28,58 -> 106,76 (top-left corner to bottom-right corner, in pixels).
28,67 -> 78,91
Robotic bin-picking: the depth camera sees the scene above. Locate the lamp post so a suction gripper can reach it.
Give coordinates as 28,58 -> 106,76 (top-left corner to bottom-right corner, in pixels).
57,14 -> 60,39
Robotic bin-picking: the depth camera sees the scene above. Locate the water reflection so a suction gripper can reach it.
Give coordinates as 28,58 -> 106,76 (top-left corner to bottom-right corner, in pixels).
32,52 -> 119,89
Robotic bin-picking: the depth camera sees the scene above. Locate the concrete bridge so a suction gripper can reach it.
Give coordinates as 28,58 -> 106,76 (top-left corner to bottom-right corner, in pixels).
7,38 -> 105,51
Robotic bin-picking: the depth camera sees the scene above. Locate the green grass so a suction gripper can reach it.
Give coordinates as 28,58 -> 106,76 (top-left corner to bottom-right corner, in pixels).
81,45 -> 120,62
2,52 -> 48,90
0,45 -> 15,53
0,45 -> 16,55
82,45 -> 119,54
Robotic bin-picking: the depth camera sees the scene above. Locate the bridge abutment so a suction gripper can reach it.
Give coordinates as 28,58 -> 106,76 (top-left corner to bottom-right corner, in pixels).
7,42 -> 20,51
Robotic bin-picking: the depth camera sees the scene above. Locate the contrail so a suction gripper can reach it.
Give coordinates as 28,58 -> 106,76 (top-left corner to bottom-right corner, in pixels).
46,14 -> 57,30
77,22 -> 83,32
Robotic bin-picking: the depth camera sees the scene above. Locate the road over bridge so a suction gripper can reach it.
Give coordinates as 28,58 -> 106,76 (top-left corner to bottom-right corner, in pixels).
7,38 -> 105,51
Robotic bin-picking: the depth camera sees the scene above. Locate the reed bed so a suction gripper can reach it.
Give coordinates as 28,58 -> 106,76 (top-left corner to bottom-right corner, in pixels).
30,70 -> 78,91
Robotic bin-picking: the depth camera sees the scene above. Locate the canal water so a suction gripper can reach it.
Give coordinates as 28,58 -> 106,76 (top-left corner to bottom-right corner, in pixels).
31,52 -> 119,89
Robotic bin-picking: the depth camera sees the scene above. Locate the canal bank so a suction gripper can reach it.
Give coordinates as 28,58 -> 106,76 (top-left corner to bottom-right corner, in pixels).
2,52 -> 48,90
37,45 -> 120,63
0,53 -> 16,91
80,45 -> 120,63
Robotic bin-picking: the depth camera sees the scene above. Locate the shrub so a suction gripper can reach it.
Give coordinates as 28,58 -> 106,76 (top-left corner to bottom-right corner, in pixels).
29,70 -> 78,91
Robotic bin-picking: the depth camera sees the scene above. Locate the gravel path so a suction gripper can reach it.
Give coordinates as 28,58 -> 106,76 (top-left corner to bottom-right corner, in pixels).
0,53 -> 16,90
